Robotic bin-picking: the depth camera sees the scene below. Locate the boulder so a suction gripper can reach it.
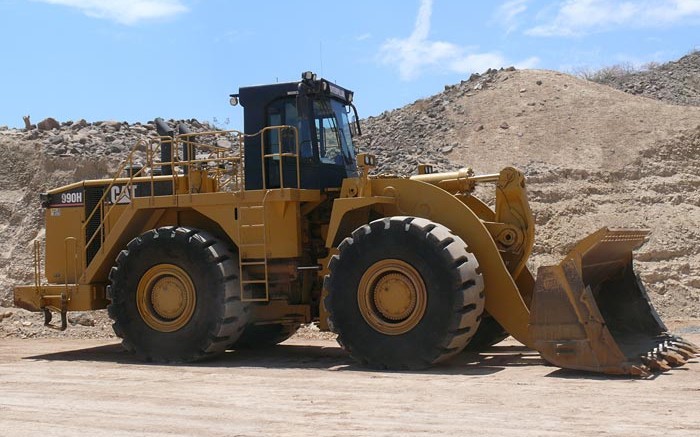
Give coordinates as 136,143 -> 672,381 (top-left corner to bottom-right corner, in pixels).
37,117 -> 60,131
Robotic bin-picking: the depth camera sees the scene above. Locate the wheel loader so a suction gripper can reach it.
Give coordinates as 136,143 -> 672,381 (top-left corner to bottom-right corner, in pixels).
15,71 -> 698,376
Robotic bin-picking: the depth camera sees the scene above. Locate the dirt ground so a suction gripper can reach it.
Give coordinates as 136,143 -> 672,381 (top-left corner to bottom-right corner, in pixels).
1,322 -> 699,437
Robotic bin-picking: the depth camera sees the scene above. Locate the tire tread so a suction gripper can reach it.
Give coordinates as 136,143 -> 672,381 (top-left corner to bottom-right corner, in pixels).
107,226 -> 248,363
325,216 -> 485,369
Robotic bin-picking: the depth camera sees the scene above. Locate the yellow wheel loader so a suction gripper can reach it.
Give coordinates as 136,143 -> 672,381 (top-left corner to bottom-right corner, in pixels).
15,72 -> 698,375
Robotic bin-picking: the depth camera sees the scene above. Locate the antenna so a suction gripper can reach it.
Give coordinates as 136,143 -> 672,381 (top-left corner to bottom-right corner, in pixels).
319,42 -> 324,76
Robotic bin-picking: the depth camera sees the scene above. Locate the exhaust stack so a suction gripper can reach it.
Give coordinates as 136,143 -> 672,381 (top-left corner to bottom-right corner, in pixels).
155,118 -> 174,176
178,123 -> 193,175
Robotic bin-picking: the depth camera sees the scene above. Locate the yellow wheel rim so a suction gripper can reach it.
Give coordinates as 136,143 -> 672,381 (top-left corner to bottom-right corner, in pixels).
357,259 -> 427,335
136,264 -> 196,332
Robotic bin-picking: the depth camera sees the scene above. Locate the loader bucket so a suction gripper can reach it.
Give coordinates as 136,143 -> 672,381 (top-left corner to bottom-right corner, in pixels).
529,228 -> 699,376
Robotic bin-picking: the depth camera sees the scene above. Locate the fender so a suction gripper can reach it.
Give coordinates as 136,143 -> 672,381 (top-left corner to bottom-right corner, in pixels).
325,177 -> 534,348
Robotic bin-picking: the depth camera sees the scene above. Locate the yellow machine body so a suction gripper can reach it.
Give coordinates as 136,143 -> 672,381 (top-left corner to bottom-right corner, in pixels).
14,81 -> 697,374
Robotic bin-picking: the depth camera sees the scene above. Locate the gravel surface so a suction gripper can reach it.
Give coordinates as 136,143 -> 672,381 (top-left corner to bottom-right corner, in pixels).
1,328 -> 698,437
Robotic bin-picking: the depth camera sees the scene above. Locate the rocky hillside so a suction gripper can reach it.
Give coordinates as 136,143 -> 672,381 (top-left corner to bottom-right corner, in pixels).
360,67 -> 700,175
590,50 -> 700,106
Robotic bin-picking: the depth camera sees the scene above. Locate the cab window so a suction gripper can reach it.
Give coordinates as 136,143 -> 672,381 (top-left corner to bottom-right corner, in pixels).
265,98 -> 312,158
313,100 -> 343,164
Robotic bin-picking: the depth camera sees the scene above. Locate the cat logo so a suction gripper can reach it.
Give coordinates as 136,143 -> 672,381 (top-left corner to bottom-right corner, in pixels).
110,185 -> 136,204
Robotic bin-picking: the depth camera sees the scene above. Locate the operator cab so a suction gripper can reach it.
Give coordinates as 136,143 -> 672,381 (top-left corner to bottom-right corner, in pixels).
234,72 -> 360,190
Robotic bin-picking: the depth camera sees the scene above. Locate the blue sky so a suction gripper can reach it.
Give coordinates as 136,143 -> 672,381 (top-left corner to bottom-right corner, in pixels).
1,0 -> 699,129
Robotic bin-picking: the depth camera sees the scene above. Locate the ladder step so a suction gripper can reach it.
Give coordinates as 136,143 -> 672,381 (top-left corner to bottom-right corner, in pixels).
41,294 -> 68,299
241,297 -> 270,302
238,206 -> 265,225
237,202 -> 268,302
240,261 -> 266,266
263,153 -> 298,158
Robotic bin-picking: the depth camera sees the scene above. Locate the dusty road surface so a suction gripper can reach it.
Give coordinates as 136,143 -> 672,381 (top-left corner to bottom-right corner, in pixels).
1,327 -> 699,437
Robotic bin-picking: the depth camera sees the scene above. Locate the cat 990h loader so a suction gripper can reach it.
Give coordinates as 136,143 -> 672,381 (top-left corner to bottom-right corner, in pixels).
15,72 -> 698,376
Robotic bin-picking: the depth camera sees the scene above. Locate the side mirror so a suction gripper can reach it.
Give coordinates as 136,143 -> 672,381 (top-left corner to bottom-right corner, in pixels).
417,164 -> 434,175
357,153 -> 377,171
349,104 -> 362,137
349,116 -> 358,137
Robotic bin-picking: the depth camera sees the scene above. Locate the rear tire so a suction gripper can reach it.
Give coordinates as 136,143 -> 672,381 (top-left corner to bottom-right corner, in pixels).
324,217 -> 485,370
230,323 -> 300,349
107,227 -> 249,362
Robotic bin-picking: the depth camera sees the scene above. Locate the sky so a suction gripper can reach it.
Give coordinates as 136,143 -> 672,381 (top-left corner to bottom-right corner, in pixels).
0,0 -> 699,129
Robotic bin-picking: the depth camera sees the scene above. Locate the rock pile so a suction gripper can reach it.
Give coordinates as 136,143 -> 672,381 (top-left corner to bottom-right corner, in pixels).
593,50 -> 700,106
14,116 -> 210,159
358,68 -> 511,175
0,307 -> 115,340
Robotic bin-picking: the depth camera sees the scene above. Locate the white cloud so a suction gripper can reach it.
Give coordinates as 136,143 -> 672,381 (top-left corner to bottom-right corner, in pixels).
379,0 -> 539,81
36,0 -> 188,25
527,0 -> 700,37
496,0 -> 530,34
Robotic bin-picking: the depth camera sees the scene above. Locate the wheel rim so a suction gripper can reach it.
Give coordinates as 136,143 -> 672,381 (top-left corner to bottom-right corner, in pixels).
357,259 -> 427,335
137,264 -> 196,332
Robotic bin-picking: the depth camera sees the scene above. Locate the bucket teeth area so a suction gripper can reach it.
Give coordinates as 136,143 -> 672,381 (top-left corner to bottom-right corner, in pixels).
640,355 -> 672,372
667,345 -> 695,360
670,337 -> 700,355
638,335 -> 699,375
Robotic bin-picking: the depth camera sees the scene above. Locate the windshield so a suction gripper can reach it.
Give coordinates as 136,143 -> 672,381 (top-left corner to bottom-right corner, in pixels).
313,97 -> 356,165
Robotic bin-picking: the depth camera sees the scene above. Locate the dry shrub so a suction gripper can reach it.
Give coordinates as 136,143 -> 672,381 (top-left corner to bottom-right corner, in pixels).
574,63 -> 638,84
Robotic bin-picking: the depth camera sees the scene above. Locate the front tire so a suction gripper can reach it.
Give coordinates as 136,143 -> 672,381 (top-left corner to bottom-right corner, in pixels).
462,314 -> 509,351
324,217 -> 485,370
107,227 -> 249,362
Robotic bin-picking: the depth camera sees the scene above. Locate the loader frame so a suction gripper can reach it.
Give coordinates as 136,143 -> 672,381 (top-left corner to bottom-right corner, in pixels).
15,128 -> 537,348
16,72 -> 697,375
